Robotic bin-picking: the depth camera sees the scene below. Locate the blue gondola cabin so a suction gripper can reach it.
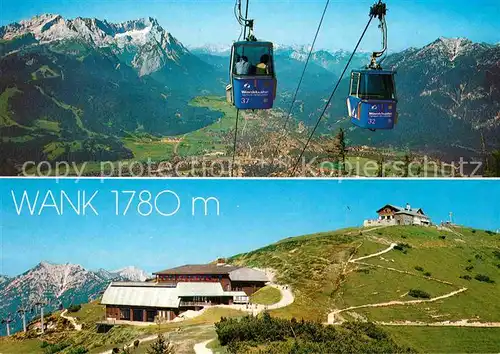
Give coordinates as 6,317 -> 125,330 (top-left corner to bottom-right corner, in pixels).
347,70 -> 397,130
226,41 -> 277,110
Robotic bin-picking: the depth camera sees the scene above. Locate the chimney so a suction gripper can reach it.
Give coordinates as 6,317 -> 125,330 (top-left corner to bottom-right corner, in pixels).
406,203 -> 411,211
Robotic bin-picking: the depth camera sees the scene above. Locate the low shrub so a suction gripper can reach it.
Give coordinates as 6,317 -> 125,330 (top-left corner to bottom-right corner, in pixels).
394,243 -> 412,253
423,272 -> 432,277
439,235 -> 446,240
493,250 -> 500,260
414,266 -> 424,272
459,275 -> 472,280
215,314 -> 416,354
355,268 -> 370,274
67,304 -> 81,313
408,289 -> 431,299
474,274 -> 495,283
67,347 -> 88,354
465,265 -> 474,271
42,342 -> 70,354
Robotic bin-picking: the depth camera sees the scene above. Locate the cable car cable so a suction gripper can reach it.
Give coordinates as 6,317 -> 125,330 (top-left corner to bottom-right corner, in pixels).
243,0 -> 250,40
273,0 -> 330,157
230,0 -> 250,177
289,14 -> 375,177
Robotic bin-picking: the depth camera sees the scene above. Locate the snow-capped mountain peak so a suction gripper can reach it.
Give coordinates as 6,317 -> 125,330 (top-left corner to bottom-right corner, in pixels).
0,14 -> 192,76
111,266 -> 150,281
0,262 -> 150,335
418,37 -> 488,62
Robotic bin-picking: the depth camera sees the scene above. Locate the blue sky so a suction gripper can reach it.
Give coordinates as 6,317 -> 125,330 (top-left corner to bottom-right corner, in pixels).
1,0 -> 499,51
0,178 -> 499,276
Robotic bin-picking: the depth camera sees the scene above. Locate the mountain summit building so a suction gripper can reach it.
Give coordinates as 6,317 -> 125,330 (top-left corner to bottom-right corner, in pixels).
101,260 -> 269,323
364,203 -> 431,227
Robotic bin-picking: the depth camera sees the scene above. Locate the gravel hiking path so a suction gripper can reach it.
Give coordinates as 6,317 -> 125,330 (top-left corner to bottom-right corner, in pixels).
194,339 -> 213,354
349,243 -> 397,263
376,320 -> 500,327
60,309 -> 82,331
328,241 -> 472,325
328,288 -> 468,324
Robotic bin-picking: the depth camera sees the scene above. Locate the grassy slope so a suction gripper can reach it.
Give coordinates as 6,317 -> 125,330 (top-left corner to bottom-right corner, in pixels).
177,96 -> 237,157
231,225 -> 500,352
231,228 -> 357,322
250,286 -> 282,305
120,96 -> 236,161
386,327 -> 500,353
0,87 -> 23,127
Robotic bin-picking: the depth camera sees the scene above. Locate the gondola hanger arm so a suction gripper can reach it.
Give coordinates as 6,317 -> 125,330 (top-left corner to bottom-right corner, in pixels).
368,1 -> 388,69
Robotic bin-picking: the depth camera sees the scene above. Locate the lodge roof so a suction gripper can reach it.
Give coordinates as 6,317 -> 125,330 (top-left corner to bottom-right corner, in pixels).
229,267 -> 270,282
101,283 -> 180,308
376,204 -> 428,218
176,282 -> 246,297
153,264 -> 269,282
101,282 -> 248,308
153,264 -> 240,275
395,209 -> 429,218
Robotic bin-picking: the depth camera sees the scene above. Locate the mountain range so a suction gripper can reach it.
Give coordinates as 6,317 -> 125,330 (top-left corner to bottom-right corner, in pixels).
0,262 -> 149,336
0,14 -> 223,172
195,38 -> 500,159
1,14 -> 499,173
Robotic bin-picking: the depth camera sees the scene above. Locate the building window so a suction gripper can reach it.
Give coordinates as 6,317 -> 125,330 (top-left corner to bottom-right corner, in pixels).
133,309 -> 143,322
120,308 -> 130,320
146,310 -> 157,322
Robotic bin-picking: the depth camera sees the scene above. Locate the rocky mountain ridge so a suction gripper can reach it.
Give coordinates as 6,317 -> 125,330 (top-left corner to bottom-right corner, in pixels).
0,262 -> 149,335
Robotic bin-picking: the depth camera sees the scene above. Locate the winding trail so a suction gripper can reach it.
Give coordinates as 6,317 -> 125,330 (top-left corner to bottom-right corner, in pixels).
376,320 -> 500,328
60,309 -> 82,331
354,261 -> 454,285
192,283 -> 294,354
266,284 -> 295,310
194,339 -> 213,354
99,334 -> 158,354
349,243 -> 397,263
213,283 -> 294,315
328,287 -> 468,324
328,240 -> 471,325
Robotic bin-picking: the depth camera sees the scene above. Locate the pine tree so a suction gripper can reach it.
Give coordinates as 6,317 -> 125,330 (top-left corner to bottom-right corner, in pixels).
147,333 -> 175,354
377,154 -> 384,177
402,152 -> 412,177
337,128 -> 346,176
480,131 -> 490,175
489,150 -> 500,177
325,128 -> 347,176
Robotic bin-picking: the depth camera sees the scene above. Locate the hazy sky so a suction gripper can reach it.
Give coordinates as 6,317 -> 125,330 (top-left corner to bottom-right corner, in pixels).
1,179 -> 499,276
1,0 -> 499,51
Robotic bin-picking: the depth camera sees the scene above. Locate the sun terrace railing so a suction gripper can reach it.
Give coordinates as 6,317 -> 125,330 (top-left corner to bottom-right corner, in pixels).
179,301 -> 212,307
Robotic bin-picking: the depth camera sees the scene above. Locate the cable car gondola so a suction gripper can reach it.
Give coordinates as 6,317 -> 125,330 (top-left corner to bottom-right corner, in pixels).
226,1 -> 277,110
347,1 -> 398,130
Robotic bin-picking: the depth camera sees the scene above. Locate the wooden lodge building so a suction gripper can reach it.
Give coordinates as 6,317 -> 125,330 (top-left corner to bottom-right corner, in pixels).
101,262 -> 269,323
153,263 -> 269,295
364,203 -> 431,227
